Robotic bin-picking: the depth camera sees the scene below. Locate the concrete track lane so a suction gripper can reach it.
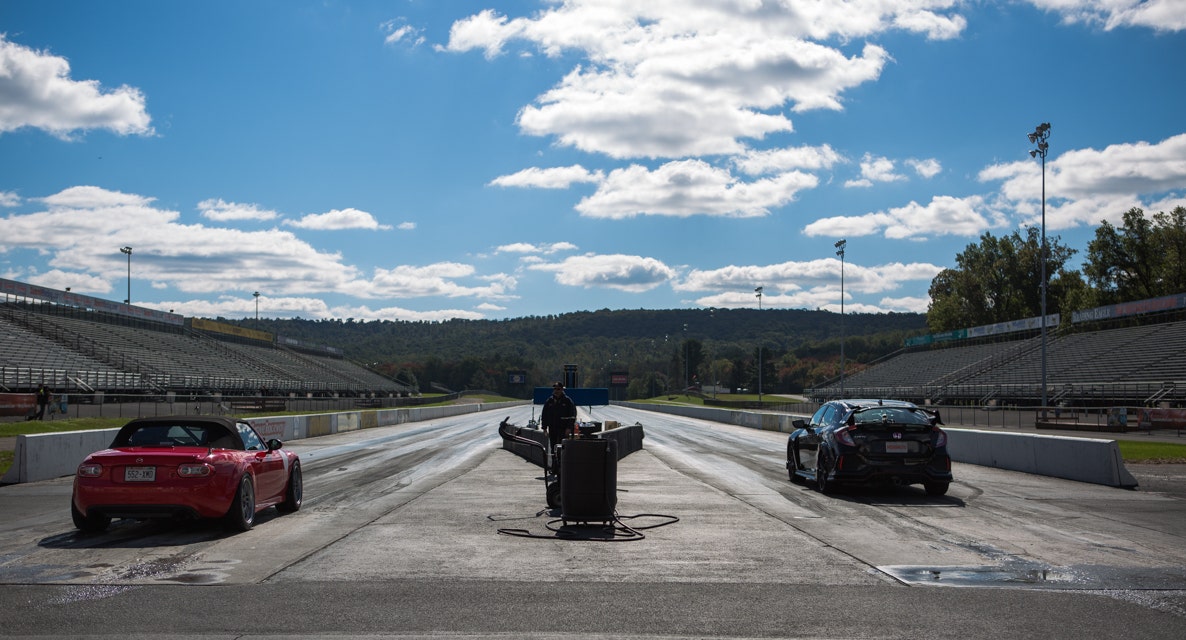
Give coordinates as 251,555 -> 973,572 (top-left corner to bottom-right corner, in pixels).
597,405 -> 1186,589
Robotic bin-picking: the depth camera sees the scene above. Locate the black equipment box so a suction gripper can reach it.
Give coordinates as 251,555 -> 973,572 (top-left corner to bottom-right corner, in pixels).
559,438 -> 617,522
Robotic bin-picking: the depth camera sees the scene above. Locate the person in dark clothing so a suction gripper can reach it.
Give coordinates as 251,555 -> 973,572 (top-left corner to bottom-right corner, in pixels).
35,384 -> 51,421
540,381 -> 577,453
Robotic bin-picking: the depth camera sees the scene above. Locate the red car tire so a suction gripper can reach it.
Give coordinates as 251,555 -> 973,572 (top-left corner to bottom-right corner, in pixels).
224,475 -> 256,531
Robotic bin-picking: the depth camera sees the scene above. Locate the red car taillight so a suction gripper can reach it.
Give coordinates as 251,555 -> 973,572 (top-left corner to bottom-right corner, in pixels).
835,427 -> 856,447
933,427 -> 947,448
77,463 -> 102,478
177,463 -> 213,478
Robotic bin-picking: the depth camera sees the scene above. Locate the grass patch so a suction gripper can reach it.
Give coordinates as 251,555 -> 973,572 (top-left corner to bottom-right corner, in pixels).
1116,440 -> 1186,464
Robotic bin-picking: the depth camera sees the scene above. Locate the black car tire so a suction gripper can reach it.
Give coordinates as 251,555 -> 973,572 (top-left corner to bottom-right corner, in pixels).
71,499 -> 110,533
277,462 -> 303,513
224,475 -> 256,532
815,451 -> 833,494
924,481 -> 949,497
787,443 -> 803,483
787,443 -> 796,483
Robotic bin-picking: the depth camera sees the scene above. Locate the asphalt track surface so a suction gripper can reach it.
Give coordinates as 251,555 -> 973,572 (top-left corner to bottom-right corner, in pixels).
1,405 -> 1185,639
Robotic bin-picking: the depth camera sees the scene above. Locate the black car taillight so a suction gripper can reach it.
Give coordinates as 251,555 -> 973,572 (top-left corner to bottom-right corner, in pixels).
835,427 -> 856,447
933,426 -> 947,448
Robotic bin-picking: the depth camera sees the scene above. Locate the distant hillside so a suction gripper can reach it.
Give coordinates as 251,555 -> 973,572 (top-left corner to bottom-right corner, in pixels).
225,308 -> 927,397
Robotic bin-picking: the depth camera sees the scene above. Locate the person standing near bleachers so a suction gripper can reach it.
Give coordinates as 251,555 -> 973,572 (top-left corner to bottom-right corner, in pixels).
34,384 -> 50,421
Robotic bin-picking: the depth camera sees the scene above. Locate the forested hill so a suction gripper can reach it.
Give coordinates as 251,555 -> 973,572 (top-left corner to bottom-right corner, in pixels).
226,308 -> 927,396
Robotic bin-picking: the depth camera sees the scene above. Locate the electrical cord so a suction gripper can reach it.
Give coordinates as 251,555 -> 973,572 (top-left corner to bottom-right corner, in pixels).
496,512 -> 679,542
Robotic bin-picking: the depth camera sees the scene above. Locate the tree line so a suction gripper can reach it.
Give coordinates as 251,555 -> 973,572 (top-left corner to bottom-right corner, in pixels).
230,307 -> 925,399
927,206 -> 1186,332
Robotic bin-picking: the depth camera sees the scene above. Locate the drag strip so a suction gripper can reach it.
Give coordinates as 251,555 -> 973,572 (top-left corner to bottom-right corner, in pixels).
0,404 -> 1184,634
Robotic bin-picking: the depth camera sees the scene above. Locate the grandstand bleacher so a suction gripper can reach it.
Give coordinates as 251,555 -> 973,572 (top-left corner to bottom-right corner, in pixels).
810,316 -> 1186,408
1,300 -> 413,399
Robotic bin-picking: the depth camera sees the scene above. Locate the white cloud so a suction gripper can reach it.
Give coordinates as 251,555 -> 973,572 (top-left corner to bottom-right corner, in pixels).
330,304 -> 484,322
285,208 -> 394,230
40,185 -> 153,209
845,153 -> 905,188
804,195 -> 1001,239
0,186 -> 514,307
1027,0 -> 1186,32
362,263 -> 516,300
893,9 -> 968,40
496,241 -> 577,255
907,158 -> 942,179
575,160 -> 818,219
154,293 -> 488,322
489,165 -> 604,188
677,257 -> 943,311
0,191 -> 20,207
19,269 -> 113,294
0,35 -> 153,139
382,19 -> 427,47
444,2 -> 965,159
980,132 -> 1186,231
732,144 -> 844,176
529,253 -> 676,292
397,222 -> 416,230
198,198 -> 279,222
878,295 -> 932,313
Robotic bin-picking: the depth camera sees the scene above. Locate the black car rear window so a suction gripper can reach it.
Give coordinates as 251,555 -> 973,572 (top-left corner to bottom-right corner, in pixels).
852,407 -> 932,426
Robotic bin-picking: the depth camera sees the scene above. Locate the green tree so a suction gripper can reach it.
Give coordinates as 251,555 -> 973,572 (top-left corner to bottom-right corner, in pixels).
1085,206 -> 1186,303
927,228 -> 1075,332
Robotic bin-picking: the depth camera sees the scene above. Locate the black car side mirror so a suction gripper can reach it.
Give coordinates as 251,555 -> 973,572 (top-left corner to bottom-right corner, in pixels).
267,438 -> 284,451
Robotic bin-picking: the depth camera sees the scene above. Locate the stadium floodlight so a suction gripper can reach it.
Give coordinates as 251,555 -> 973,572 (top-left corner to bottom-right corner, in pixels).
755,286 -> 763,309
835,239 -> 847,397
1028,122 -> 1051,418
119,246 -> 132,304
253,291 -> 260,320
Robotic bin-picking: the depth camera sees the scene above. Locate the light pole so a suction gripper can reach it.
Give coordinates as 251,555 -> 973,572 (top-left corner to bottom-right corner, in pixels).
682,323 -> 689,393
253,291 -> 260,320
835,239 -> 846,397
757,344 -> 763,405
1028,122 -> 1051,418
119,246 -> 132,304
755,286 -> 763,309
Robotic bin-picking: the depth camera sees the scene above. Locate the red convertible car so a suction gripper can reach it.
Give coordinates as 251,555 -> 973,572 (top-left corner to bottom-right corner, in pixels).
71,416 -> 302,533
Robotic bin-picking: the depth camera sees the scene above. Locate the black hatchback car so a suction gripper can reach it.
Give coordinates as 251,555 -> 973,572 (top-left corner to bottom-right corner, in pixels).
786,399 -> 952,496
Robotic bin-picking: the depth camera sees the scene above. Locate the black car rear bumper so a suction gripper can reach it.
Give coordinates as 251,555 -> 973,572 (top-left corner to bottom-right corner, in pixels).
832,453 -> 952,485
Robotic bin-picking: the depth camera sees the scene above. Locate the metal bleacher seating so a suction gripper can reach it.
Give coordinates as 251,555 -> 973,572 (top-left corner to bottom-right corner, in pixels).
1,305 -> 405,396
822,318 -> 1186,405
0,314 -> 143,391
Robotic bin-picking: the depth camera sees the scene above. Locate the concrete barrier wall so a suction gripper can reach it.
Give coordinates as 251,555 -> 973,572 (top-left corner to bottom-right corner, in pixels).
944,428 -> 1137,487
616,402 -> 1139,488
2,401 -> 527,485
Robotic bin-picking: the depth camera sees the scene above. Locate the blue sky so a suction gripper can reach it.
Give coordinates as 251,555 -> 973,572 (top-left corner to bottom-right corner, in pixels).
1,1 -> 1184,322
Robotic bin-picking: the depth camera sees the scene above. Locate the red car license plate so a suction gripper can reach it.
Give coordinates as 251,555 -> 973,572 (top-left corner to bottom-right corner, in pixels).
124,466 -> 156,482
885,442 -> 909,454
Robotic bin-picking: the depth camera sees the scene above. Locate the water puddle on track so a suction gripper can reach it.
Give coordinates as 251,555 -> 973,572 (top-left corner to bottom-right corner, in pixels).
880,564 -> 1186,590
